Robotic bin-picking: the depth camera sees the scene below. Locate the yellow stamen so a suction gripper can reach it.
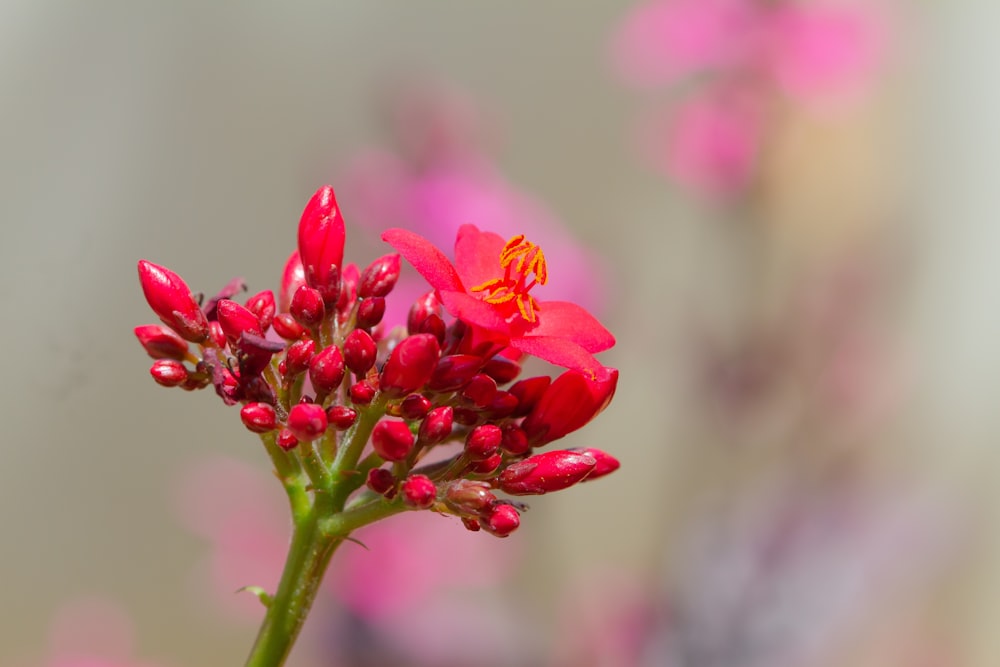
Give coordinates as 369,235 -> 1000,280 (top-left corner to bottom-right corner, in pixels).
471,235 -> 548,323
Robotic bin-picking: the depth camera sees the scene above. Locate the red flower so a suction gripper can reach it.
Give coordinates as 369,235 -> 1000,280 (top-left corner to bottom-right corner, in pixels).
382,225 -> 614,372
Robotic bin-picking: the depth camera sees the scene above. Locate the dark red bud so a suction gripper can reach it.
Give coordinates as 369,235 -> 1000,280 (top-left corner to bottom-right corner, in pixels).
407,290 -> 443,335
521,367 -> 618,445
484,504 -> 520,537
134,324 -> 189,361
371,419 -> 414,461
279,251 -> 306,313
297,185 -> 345,305
359,253 -> 401,298
367,468 -> 396,496
466,424 -> 502,461
453,408 -> 480,426
461,374 -> 497,407
240,402 -> 277,433
571,448 -> 620,481
418,314 -> 447,345
401,474 -> 437,509
498,450 -> 597,496
400,394 -> 432,420
427,354 -> 484,392
245,290 -> 276,332
309,345 -> 345,394
380,334 -> 441,398
276,428 -> 299,451
445,480 -> 496,514
418,406 -> 453,445
500,425 -> 530,455
216,299 -> 261,345
470,453 -> 503,475
287,403 -> 328,442
284,338 -> 316,376
481,356 -> 522,385
326,405 -> 358,430
355,297 -> 385,329
509,376 -> 551,417
343,329 -> 377,376
349,380 -> 376,405
337,263 -> 359,313
137,260 -> 209,343
272,313 -> 306,341
486,391 -> 519,419
462,517 -> 482,532
290,285 -> 325,329
150,359 -> 187,387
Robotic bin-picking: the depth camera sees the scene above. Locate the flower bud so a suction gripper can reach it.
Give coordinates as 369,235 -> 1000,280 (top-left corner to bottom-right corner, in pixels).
290,285 -> 325,329
279,251 -> 306,313
276,428 -> 299,451
241,402 -> 277,433
500,425 -> 530,455
482,356 -> 522,385
287,403 -> 328,442
462,517 -> 482,532
453,408 -> 480,426
521,367 -> 618,445
418,406 -> 453,445
208,321 -> 226,348
484,503 -> 520,538
419,314 -> 447,345
509,376 -> 551,417
326,405 -> 358,430
407,290 -> 443,335
137,260 -> 209,342
380,334 -> 441,398
445,480 -> 496,514
150,359 -> 187,387
470,453 -> 503,475
272,313 -> 306,340
343,329 -> 377,376
498,450 -> 597,496
216,299 -> 261,345
134,324 -> 189,361
245,290 -> 276,332
466,424 -> 502,461
350,380 -> 376,405
462,374 -> 497,408
367,468 -> 396,496
359,253 -> 401,298
426,354 -> 483,392
309,345 -> 346,394
284,338 -> 316,376
486,391 -> 519,419
400,394 -> 432,420
401,474 -> 437,509
337,263 -> 360,313
297,185 -> 345,305
371,420 -> 414,461
356,297 -> 386,329
571,447 -> 620,481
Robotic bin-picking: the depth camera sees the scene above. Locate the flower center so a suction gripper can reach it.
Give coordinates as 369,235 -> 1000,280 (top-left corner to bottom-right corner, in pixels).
470,234 -> 548,323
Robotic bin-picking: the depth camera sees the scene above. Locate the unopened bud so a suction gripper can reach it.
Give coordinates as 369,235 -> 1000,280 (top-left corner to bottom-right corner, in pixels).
326,405 -> 358,430
487,391 -> 519,419
571,448 -> 621,481
466,424 -> 502,461
137,260 -> 209,343
208,321 -> 226,348
462,517 -> 482,532
279,251 -> 306,313
445,480 -> 496,514
309,345 -> 345,394
343,329 -> 377,376
245,290 -> 276,332
407,290 -> 443,335
150,359 -> 187,387
418,406 -> 453,445
297,185 -> 345,305
276,428 -> 299,451
419,314 -> 447,345
349,380 -> 376,405
290,285 -> 325,329
287,403 -> 328,442
400,394 -> 432,420
272,313 -> 306,341
356,297 -> 385,329
240,402 -> 277,433
470,453 -> 503,475
522,367 -> 618,445
509,376 -> 551,417
462,374 -> 497,407
482,356 -> 522,385
371,420 -> 414,461
216,299 -> 261,345
498,450 -> 596,496
380,334 -> 441,398
401,474 -> 437,509
284,338 -> 316,376
484,503 -> 520,538
500,425 -> 530,455
134,324 -> 189,361
337,263 -> 359,313
367,468 -> 396,496
427,354 -> 484,392
359,253 -> 401,298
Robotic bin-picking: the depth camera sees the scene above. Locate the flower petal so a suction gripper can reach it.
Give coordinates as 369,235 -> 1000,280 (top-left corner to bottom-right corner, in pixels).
511,335 -> 604,373
439,290 -> 511,334
532,301 -> 616,353
382,228 -> 464,293
453,224 -> 507,289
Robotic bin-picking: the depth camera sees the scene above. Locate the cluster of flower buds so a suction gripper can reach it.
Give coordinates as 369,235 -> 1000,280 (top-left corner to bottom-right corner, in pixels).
136,185 -> 619,538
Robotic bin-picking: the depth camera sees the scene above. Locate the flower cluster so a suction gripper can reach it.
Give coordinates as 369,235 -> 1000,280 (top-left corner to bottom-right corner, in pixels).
136,185 -> 619,538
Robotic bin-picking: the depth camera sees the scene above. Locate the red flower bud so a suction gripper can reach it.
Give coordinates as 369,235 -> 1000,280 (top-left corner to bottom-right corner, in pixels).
337,263 -> 359,313
245,290 -> 276,332
470,453 -> 503,475
359,253 -> 401,298
134,324 -> 189,361
326,405 -> 358,429
498,450 -> 597,496
501,424 -> 530,455
462,517 -> 482,532
407,290 -> 443,335
486,391 -> 519,419
276,428 -> 299,451
371,419 -> 414,461
418,314 -> 447,345
418,406 -> 453,445
240,402 -> 277,433
571,447 -> 620,481
287,403 -> 328,442
356,297 -> 385,329
208,321 -> 226,348
137,260 -> 209,343
484,503 -> 520,538
445,480 -> 496,514
150,359 -> 187,387
284,338 -> 316,376
509,376 -> 551,417
216,299 -> 261,345
521,367 -> 618,445
400,394 -> 432,420
309,345 -> 345,394
343,329 -> 377,376
367,468 -> 396,496
453,408 -> 480,426
482,356 -> 522,385
401,474 -> 437,509
290,285 -> 325,329
297,185 -> 345,305
272,313 -> 306,341
466,424 -> 502,461
427,354 -> 484,392
461,373 -> 497,408
279,251 -> 306,313
349,380 -> 376,405
380,334 -> 441,398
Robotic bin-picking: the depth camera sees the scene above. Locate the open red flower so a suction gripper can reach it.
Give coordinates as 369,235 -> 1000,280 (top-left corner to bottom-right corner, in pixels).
382,225 -> 614,372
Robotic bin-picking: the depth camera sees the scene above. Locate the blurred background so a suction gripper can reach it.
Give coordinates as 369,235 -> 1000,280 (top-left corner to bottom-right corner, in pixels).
4,1 -> 1000,665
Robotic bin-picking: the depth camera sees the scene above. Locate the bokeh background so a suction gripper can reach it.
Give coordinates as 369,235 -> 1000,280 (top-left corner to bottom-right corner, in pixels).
4,1 -> 1000,665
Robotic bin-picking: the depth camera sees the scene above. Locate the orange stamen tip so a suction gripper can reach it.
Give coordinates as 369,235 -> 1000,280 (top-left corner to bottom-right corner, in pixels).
472,234 -> 548,323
